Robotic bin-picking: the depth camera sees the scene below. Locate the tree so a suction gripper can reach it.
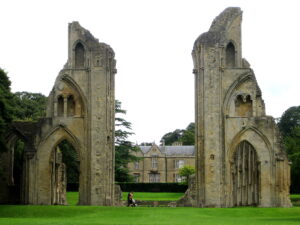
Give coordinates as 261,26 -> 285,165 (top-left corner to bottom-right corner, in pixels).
278,106 -> 300,193
59,140 -> 79,188
278,106 -> 300,137
115,100 -> 140,182
180,123 -> 195,145
160,129 -> 183,145
179,165 -> 195,183
160,122 -> 195,145
140,142 -> 153,146
0,68 -> 14,152
12,91 -> 47,121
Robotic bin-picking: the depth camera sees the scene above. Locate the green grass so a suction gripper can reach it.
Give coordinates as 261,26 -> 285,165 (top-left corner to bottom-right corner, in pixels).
66,192 -> 79,206
10,192 -> 296,225
68,192 -> 300,205
291,194 -> 300,199
67,192 -> 184,205
291,194 -> 300,207
0,205 -> 300,225
122,192 -> 184,201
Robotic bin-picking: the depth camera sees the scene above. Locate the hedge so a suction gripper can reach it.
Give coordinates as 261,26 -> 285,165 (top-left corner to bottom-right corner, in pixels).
116,182 -> 188,193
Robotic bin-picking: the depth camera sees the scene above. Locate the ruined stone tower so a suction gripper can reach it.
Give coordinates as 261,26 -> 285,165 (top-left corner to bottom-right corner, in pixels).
192,8 -> 291,207
0,22 -> 117,205
43,22 -> 116,205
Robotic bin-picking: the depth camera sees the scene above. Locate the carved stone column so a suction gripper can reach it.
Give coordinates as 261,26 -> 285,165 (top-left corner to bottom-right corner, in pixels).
63,96 -> 68,118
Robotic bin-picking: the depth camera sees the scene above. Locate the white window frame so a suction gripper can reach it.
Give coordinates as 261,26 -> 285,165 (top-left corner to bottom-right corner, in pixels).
149,173 -> 160,183
175,159 -> 184,169
151,156 -> 158,169
175,174 -> 183,182
134,161 -> 139,169
133,173 -> 140,182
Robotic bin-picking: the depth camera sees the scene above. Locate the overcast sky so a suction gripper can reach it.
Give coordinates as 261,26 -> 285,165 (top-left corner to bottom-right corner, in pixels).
1,0 -> 299,144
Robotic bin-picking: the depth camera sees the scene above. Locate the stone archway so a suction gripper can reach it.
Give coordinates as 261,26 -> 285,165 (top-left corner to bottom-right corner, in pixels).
231,141 -> 259,206
50,139 -> 79,205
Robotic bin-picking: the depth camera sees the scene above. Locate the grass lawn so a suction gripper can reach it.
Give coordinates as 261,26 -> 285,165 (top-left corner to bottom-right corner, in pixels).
68,192 -> 300,206
67,192 -> 184,205
121,192 -> 184,201
0,193 -> 299,225
0,205 -> 300,225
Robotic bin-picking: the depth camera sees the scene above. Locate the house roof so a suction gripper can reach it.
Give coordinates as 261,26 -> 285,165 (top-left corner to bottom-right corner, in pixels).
138,145 -> 195,156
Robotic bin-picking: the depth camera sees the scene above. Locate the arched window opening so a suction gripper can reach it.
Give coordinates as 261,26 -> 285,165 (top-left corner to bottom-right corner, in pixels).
67,95 -> 75,117
235,94 -> 252,117
57,96 -> 64,117
75,43 -> 85,68
232,141 -> 259,206
50,140 -> 79,205
226,42 -> 235,67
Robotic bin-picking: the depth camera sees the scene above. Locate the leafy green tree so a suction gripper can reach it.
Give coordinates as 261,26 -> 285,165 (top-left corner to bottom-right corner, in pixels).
12,91 -> 47,121
179,165 -> 195,183
115,100 -> 139,182
59,140 -> 79,187
0,68 -> 14,152
160,129 -> 184,145
160,122 -> 195,145
284,126 -> 300,193
278,106 -> 300,137
180,123 -> 195,145
140,142 -> 153,146
278,106 -> 300,193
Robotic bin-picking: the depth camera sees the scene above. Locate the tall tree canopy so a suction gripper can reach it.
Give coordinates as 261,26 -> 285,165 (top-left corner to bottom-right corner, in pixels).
160,122 -> 195,145
278,106 -> 300,137
278,106 -> 300,193
12,91 -> 47,121
0,68 -> 14,152
115,100 -> 139,182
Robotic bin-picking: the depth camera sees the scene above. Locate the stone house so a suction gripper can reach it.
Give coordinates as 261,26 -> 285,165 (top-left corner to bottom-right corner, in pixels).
128,143 -> 195,183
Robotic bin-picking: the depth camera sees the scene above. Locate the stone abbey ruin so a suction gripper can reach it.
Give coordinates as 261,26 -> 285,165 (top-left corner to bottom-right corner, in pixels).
0,7 -> 292,207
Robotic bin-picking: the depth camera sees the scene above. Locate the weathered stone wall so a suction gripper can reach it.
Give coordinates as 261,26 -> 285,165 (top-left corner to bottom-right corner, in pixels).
189,7 -> 291,207
0,22 -> 117,206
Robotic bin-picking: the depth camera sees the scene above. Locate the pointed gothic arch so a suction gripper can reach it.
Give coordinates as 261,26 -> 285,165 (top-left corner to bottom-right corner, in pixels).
75,42 -> 85,68
231,140 -> 259,206
223,72 -> 255,116
226,42 -> 236,67
35,125 -> 83,205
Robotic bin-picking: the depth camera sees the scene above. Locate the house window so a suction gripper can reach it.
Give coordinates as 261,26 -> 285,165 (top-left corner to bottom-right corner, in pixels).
175,174 -> 183,182
134,161 -> 139,169
152,156 -> 158,169
175,160 -> 184,169
149,173 -> 160,183
133,173 -> 140,183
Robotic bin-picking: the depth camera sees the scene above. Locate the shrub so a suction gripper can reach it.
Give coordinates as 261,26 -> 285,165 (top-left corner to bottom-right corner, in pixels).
117,182 -> 188,192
